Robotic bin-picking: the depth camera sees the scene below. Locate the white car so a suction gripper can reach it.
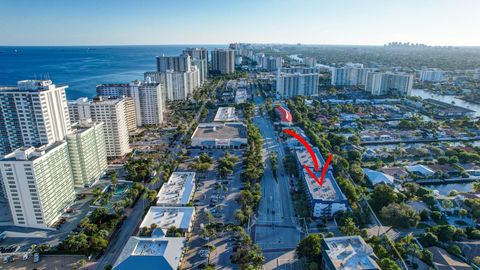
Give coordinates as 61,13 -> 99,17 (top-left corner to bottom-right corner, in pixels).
33,253 -> 40,263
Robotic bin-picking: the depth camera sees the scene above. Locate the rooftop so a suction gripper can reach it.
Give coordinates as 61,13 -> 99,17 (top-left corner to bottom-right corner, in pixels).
0,80 -> 67,92
113,236 -> 185,270
0,141 -> 67,162
295,147 -> 346,202
427,246 -> 472,270
140,207 -> 195,235
363,168 -> 394,186
322,236 -> 380,270
192,122 -> 246,140
275,106 -> 293,123
156,172 -> 195,206
405,165 -> 434,176
214,107 -> 238,122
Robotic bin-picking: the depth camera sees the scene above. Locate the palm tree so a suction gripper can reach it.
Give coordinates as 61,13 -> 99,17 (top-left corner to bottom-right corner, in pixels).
112,200 -> 125,216
92,187 -> 102,200
110,172 -> 118,193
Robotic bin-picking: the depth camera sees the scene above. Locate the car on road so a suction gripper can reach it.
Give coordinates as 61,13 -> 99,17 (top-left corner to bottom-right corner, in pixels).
199,249 -> 209,258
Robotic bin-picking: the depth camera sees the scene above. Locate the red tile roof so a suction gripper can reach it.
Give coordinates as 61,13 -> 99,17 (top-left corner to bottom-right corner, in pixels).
275,106 -> 293,123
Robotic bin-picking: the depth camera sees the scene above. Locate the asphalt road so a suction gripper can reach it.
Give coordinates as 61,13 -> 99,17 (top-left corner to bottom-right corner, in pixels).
253,95 -> 296,226
252,95 -> 301,263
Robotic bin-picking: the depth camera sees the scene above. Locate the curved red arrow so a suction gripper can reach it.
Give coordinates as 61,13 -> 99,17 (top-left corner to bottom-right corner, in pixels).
283,129 -> 332,187
283,129 -> 319,172
304,153 -> 332,187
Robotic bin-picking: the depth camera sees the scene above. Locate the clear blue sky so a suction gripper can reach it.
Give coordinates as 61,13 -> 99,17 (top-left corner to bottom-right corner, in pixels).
1,0 -> 479,46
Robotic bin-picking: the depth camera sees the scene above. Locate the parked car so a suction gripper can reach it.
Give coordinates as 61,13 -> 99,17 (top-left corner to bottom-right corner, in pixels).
33,253 -> 40,263
3,255 -> 12,264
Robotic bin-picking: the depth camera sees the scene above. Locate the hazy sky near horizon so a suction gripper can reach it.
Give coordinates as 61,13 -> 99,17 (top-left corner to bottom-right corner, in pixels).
1,0 -> 479,46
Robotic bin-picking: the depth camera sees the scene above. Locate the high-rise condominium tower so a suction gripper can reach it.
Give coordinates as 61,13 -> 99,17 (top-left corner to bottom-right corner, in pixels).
0,142 -> 76,228
276,67 -> 320,97
68,97 -> 131,158
66,121 -> 108,187
365,72 -> 413,96
156,54 -> 192,73
211,49 -> 235,74
0,80 -> 71,155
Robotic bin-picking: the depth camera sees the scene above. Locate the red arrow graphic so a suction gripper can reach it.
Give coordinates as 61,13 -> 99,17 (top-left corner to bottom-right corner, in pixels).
283,129 -> 319,172
283,129 -> 333,187
303,153 -> 332,187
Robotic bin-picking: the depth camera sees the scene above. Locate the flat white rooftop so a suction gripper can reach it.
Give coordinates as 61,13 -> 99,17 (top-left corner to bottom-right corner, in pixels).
295,147 -> 346,202
323,236 -> 380,270
140,206 -> 195,234
156,172 -> 195,206
214,107 -> 238,122
113,236 -> 185,270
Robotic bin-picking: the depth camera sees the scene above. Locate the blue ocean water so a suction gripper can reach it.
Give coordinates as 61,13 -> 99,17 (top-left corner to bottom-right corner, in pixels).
0,45 -> 223,99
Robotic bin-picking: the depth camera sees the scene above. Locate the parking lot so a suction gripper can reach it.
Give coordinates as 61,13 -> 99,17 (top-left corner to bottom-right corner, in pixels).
182,148 -> 245,269
1,254 -> 90,269
0,192 -> 94,257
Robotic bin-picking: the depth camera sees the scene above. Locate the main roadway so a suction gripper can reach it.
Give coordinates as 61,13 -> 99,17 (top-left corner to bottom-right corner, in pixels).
252,94 -> 301,259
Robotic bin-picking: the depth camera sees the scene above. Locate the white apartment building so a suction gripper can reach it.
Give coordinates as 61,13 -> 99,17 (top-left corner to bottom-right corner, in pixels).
69,97 -> 131,158
123,97 -> 138,133
366,72 -> 414,96
276,67 -> 320,97
130,81 -> 164,125
331,67 -> 373,86
192,58 -> 207,85
96,83 -> 130,97
303,57 -> 317,68
262,56 -> 282,72
183,48 -> 208,61
0,80 -> 72,155
66,121 -> 107,187
420,69 -> 445,82
160,68 -> 200,101
156,54 -> 191,73
0,142 -> 76,228
89,98 -> 131,158
211,49 -> 235,74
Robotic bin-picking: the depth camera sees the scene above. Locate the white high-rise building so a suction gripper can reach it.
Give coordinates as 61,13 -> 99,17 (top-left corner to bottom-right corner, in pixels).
192,58 -> 207,85
366,72 -> 414,96
183,48 -> 208,84
276,67 -> 320,97
96,83 -> 130,97
211,49 -> 235,74
158,67 -> 200,101
0,142 -> 75,228
68,97 -> 131,158
163,71 -> 188,101
183,48 -> 208,61
331,67 -> 373,86
303,57 -> 317,68
0,80 -> 72,155
156,54 -> 191,73
66,121 -> 107,188
262,56 -> 282,72
96,82 -> 166,129
420,69 -> 445,82
129,81 -> 164,125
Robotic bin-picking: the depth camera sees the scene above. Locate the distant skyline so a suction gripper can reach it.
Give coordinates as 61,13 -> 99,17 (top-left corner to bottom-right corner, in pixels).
1,0 -> 480,46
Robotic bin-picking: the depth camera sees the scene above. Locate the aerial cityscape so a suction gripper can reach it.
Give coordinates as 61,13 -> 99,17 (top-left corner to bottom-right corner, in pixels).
1,1 -> 480,270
